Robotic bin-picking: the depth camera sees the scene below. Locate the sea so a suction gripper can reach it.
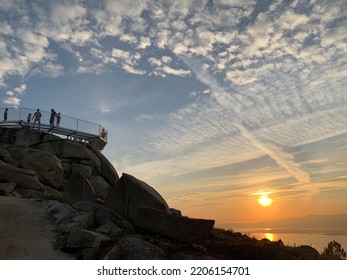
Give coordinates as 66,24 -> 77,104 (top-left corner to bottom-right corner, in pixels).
234,228 -> 347,253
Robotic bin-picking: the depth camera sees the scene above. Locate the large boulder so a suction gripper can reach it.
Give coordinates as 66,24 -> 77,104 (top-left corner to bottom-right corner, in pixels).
32,140 -> 92,160
105,173 -> 170,221
31,140 -> 94,178
63,173 -> 96,205
0,160 -> 45,193
6,146 -> 64,189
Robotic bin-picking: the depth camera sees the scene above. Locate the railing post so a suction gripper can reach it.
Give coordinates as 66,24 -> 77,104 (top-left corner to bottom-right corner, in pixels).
19,107 -> 22,121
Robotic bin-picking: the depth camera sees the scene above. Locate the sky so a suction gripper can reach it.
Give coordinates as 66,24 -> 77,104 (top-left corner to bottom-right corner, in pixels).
1,0 -> 347,225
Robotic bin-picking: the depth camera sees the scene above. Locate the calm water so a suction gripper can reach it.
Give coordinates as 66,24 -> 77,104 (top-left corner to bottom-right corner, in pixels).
235,228 -> 347,253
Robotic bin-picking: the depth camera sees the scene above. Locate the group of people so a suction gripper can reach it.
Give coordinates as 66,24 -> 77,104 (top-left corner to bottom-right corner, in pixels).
25,108 -> 61,128
49,108 -> 61,128
3,108 -> 61,128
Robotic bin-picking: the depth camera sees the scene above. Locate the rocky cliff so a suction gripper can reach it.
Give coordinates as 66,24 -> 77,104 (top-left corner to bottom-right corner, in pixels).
0,126 -> 323,260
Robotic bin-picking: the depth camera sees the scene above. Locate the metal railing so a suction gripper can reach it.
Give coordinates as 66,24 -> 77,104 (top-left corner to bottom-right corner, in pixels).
1,107 -> 108,142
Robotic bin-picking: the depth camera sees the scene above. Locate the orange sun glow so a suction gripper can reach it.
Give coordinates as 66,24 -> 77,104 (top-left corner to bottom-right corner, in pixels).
258,195 -> 273,207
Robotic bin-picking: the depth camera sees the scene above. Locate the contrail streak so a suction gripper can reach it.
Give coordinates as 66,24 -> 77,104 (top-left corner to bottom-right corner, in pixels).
182,56 -> 311,184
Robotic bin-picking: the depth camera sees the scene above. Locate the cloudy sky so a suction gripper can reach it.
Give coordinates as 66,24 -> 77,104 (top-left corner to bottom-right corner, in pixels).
1,0 -> 347,224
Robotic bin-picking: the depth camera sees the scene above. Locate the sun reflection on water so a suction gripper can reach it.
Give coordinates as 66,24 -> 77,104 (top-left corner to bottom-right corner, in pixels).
264,232 -> 276,241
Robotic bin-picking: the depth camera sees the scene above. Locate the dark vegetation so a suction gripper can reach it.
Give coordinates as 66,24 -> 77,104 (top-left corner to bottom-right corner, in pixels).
162,228 -> 347,260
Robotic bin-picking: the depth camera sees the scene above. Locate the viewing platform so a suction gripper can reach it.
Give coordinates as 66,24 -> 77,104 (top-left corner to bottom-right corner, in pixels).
1,107 -> 108,150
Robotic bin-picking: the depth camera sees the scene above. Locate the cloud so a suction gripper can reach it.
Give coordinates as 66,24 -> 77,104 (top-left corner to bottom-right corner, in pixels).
122,64 -> 146,75
3,96 -> 21,106
6,91 -> 15,96
14,84 -> 26,94
148,56 -> 191,77
2,84 -> 27,107
37,62 -> 64,78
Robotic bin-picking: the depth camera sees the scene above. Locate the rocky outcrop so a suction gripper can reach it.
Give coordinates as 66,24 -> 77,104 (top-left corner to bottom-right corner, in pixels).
105,173 -> 170,219
0,126 -> 220,259
104,173 -> 214,242
0,127 -> 117,203
0,160 -> 46,197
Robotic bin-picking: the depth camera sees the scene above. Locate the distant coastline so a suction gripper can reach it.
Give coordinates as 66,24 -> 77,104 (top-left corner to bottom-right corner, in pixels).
227,227 -> 347,236
217,214 -> 347,236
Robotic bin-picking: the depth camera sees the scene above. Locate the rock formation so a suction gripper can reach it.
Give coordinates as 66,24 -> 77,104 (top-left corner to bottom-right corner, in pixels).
0,126 -> 323,260
0,126 -> 215,259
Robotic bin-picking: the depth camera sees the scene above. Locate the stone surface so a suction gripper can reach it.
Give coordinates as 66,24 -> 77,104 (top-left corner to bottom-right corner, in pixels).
65,228 -> 110,249
170,208 -> 182,216
96,223 -> 124,238
0,196 -> 75,260
0,145 -> 18,166
70,162 -> 92,179
63,173 -> 96,205
7,146 -> 64,189
135,207 -> 215,242
34,140 -> 92,160
116,237 -> 166,260
0,182 -> 16,195
102,244 -> 120,260
89,176 -> 112,202
72,201 -> 132,231
0,160 -> 45,192
105,173 -> 170,221
0,127 -> 59,146
93,149 -> 119,187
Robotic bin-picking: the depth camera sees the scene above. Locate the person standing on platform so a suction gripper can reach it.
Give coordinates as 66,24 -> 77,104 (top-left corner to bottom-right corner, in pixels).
32,109 -> 42,129
49,108 -> 57,128
56,112 -> 61,127
3,108 -> 8,122
27,113 -> 32,125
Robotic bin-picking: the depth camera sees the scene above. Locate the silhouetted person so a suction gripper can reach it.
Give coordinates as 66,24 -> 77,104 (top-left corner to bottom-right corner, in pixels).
27,113 -> 32,125
49,108 -> 57,128
32,109 -> 42,129
56,112 -> 61,127
3,108 -> 8,122
100,128 -> 107,140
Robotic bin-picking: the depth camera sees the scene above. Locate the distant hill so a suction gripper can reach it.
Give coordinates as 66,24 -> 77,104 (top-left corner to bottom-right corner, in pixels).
218,214 -> 347,235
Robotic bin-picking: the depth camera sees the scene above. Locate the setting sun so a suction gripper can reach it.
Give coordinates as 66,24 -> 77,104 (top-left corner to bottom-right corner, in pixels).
258,195 -> 273,207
